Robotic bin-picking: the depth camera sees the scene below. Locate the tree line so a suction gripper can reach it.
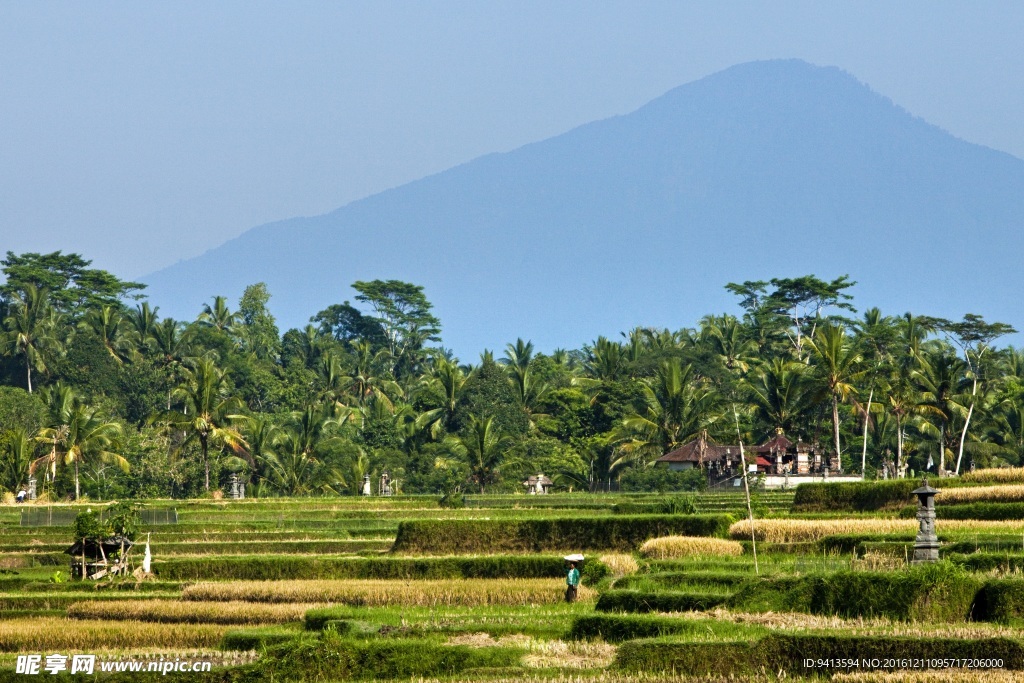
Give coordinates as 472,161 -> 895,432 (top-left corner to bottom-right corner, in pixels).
0,251 -> 1021,500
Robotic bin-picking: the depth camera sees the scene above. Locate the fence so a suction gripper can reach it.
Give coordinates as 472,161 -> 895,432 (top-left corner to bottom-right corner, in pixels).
20,507 -> 178,527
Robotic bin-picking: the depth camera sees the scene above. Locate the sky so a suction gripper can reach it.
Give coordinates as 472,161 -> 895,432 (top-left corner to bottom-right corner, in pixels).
2,2 -> 1024,281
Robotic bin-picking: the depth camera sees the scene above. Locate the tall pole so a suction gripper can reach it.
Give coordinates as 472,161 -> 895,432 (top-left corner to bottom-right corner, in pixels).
734,405 -> 758,576
861,388 -> 873,479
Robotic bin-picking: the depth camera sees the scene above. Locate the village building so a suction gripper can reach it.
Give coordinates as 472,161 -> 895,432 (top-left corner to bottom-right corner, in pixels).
522,473 -> 553,495
655,431 -> 857,489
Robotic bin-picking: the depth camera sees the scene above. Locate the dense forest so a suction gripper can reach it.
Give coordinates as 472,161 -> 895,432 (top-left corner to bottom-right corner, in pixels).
0,251 -> 1021,501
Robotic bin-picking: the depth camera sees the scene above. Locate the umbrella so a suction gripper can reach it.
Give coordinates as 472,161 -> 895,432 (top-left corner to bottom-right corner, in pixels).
563,554 -> 585,562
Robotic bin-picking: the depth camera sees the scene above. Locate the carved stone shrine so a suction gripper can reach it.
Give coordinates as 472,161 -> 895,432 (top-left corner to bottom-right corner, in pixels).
911,478 -> 940,563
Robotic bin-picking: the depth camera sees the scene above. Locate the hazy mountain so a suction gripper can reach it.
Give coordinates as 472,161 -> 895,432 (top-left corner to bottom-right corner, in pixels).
142,59 -> 1024,354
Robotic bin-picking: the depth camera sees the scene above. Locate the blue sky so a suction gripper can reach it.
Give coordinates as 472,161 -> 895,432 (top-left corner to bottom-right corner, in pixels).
2,2 -> 1023,280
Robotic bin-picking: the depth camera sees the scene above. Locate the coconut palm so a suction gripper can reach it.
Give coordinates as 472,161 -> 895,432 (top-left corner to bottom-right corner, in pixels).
151,318 -> 194,364
150,318 -> 195,409
36,391 -> 125,500
291,324 -> 328,370
853,308 -> 899,475
1,428 -> 35,493
807,323 -> 864,471
985,385 -> 1024,466
126,302 -> 160,351
454,414 -> 509,493
198,295 -> 239,332
415,357 -> 467,438
342,340 -> 402,407
315,350 -> 349,404
618,360 -> 721,463
80,305 -> 133,363
284,403 -> 347,458
354,394 -> 415,452
167,357 -> 248,491
913,347 -> 968,473
747,359 -> 811,436
702,315 -> 757,373
257,405 -> 347,496
882,373 -> 945,478
583,337 -> 627,381
580,436 -> 634,492
501,338 -> 549,426
3,285 -> 63,393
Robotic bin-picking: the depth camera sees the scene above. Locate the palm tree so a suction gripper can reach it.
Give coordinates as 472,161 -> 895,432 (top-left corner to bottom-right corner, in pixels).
259,447 -> 339,496
354,394 -> 414,451
167,357 -> 248,491
747,359 -> 810,435
454,414 -> 509,493
580,436 -> 633,492
342,340 -> 402,407
293,324 -> 327,370
80,305 -> 133,363
152,318 -> 194,365
882,374 -> 945,478
854,308 -> 899,475
3,285 -> 63,393
126,302 -> 160,352
150,318 -> 195,409
415,357 -> 467,438
986,385 -> 1024,466
316,350 -> 350,405
913,347 -> 967,474
0,428 -> 35,493
583,337 -> 627,381
242,414 -> 283,492
284,403 -> 346,459
344,448 -> 372,496
618,360 -> 721,463
702,315 -> 756,373
807,323 -> 863,472
36,390 -> 125,500
501,338 -> 549,426
198,295 -> 239,333
257,406 -> 347,496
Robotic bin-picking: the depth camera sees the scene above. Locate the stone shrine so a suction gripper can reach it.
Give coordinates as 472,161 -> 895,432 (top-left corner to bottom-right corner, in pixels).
911,478 -> 940,564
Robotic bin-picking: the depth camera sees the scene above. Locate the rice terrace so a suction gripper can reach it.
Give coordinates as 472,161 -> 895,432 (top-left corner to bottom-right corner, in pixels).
1,260 -> 1024,682
4,474 -> 1024,682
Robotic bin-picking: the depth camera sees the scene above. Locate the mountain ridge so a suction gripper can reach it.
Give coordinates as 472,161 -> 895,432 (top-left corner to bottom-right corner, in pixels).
142,59 -> 1024,354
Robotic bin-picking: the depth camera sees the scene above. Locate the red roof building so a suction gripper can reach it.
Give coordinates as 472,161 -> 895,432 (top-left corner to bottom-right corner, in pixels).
655,431 -> 836,478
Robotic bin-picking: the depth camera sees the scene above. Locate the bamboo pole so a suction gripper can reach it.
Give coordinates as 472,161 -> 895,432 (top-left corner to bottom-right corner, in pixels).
734,405 -> 758,576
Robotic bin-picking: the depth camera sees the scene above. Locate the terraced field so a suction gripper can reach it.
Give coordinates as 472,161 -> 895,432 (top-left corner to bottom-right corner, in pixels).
2,481 -> 1024,681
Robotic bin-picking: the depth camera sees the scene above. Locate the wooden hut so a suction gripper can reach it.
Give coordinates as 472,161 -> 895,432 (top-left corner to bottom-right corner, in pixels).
65,536 -> 134,580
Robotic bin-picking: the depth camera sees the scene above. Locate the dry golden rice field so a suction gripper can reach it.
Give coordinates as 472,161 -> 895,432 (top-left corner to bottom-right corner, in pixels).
730,517 -> 1024,542
938,484 -> 1024,503
67,599 -> 317,624
960,468 -> 1024,484
0,617 -> 230,652
182,578 -> 596,606
639,536 -> 744,559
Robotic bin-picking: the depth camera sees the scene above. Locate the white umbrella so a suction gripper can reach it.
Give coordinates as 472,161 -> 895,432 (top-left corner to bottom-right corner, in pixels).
563,554 -> 584,562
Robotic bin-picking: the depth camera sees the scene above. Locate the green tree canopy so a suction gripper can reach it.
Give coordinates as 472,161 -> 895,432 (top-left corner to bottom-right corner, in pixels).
1,251 -> 144,316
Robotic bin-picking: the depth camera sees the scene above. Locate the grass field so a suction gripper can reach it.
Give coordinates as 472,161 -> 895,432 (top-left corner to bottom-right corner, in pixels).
1,484 -> 1021,681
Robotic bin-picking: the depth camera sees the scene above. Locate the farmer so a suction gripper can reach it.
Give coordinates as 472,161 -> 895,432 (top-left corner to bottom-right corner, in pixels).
565,560 -> 580,603
15,489 -> 27,504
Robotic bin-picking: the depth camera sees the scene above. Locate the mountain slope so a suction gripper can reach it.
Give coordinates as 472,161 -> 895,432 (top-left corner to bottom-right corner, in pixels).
142,59 -> 1024,353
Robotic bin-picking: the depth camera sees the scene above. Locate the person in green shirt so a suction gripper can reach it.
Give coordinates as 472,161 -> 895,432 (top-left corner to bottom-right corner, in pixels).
565,561 -> 580,603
